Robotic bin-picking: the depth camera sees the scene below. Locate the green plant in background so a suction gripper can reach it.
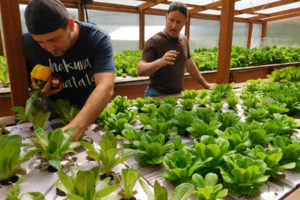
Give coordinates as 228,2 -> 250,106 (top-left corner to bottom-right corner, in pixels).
161,96 -> 178,107
162,149 -> 208,183
0,135 -> 40,182
132,134 -> 174,165
180,98 -> 194,111
118,168 -> 141,200
12,93 -> 50,129
50,99 -> 80,125
0,56 -> 9,87
55,166 -> 120,200
187,119 -> 221,138
81,135 -> 129,177
5,178 -> 45,200
144,118 -> 177,138
171,110 -> 194,135
133,96 -> 153,111
193,136 -> 231,174
29,127 -> 80,171
193,108 -> 217,124
221,127 -> 251,153
139,179 -> 194,200
103,111 -> 137,135
218,154 -> 269,197
191,173 -> 228,200
182,89 -> 199,99
245,145 -> 295,179
217,112 -> 241,131
111,95 -> 132,113
117,124 -> 144,148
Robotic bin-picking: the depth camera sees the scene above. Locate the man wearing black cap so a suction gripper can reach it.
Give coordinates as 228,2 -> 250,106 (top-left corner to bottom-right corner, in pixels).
137,2 -> 212,97
23,0 -> 115,141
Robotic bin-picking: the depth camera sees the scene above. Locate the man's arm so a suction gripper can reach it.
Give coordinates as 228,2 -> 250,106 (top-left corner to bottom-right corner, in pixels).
186,58 -> 210,89
62,72 -> 115,141
137,50 -> 179,76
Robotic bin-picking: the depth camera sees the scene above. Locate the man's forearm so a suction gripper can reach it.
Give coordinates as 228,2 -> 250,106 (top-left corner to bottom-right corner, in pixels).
137,59 -> 163,76
63,73 -> 114,141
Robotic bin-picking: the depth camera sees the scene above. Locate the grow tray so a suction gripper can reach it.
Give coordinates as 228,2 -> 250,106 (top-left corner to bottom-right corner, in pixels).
1,118 -> 300,200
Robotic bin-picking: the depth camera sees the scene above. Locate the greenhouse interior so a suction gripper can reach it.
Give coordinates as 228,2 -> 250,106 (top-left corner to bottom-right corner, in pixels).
1,0 -> 300,199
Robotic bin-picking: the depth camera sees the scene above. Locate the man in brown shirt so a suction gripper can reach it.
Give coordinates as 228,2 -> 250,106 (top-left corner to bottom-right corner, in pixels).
137,2 -> 211,97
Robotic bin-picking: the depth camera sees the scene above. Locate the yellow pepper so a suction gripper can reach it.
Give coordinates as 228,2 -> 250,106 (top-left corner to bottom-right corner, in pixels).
31,64 -> 52,82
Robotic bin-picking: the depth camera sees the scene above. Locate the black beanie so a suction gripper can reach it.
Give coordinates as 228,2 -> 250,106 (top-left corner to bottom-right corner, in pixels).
25,0 -> 69,34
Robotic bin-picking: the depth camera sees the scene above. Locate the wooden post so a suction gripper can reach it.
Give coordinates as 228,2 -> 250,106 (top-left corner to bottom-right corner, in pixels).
139,10 -> 145,50
0,0 -> 29,109
247,22 -> 253,49
77,4 -> 85,22
185,14 -> 191,40
216,0 -> 235,84
260,21 -> 267,47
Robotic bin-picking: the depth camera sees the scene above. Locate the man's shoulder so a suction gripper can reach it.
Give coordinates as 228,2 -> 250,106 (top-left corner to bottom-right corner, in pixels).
77,21 -> 110,38
22,33 -> 34,43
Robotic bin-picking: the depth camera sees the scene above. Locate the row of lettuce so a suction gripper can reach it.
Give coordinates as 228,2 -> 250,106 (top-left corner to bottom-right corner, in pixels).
1,66 -> 300,200
1,46 -> 300,87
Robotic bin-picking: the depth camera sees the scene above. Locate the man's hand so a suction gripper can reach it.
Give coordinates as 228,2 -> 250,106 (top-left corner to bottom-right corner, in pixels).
160,50 -> 179,67
32,76 -> 62,97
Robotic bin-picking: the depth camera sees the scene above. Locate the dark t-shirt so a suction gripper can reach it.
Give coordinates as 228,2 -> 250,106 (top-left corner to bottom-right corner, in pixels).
141,31 -> 191,94
23,21 -> 115,107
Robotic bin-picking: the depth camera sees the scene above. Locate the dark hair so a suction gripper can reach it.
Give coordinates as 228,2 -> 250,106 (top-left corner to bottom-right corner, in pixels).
168,2 -> 188,18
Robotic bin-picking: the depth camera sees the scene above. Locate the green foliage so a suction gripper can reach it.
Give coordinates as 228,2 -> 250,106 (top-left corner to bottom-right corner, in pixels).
104,111 -> 137,135
118,168 -> 141,199
12,93 -> 50,129
55,166 -> 120,200
162,149 -> 206,183
171,110 -> 193,135
191,173 -> 228,200
221,127 -> 251,152
133,96 -> 153,110
219,154 -> 269,197
0,56 -> 9,87
29,127 -> 80,171
217,112 -> 241,131
50,99 -> 80,125
180,99 -> 194,111
81,135 -> 129,176
182,89 -> 199,99
111,96 -> 132,113
0,135 -> 40,181
139,179 -> 194,200
5,178 -> 45,200
133,134 -> 173,165
144,118 -> 177,138
187,119 -> 221,138
267,66 -> 300,82
245,145 -> 295,179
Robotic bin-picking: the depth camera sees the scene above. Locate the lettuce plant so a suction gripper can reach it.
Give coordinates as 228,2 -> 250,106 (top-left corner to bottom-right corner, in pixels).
226,93 -> 239,111
272,136 -> 300,172
4,178 -> 45,200
117,124 -> 144,147
245,108 -> 268,123
81,136 -> 129,176
111,95 -> 132,113
162,149 -> 206,183
180,99 -> 195,111
133,96 -> 153,111
245,145 -> 295,179
239,122 -> 268,146
263,114 -> 299,136
261,102 -> 289,118
29,127 -> 80,171
187,119 -> 221,138
217,112 -> 241,131
191,173 -> 228,200
104,111 -> 137,135
144,118 -> 177,138
193,136 -> 231,174
12,93 -> 50,129
221,127 -> 251,152
161,96 -> 178,106
118,168 -> 141,200
173,135 -> 186,151
182,89 -> 199,99
0,135 -> 40,182
193,108 -> 216,124
50,99 -> 80,125
219,154 -> 269,197
132,134 -> 173,165
171,110 -> 193,135
139,179 -> 194,200
157,103 -> 176,121
55,166 -> 120,200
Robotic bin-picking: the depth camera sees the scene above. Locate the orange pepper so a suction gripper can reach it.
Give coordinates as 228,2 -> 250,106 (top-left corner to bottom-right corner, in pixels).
30,64 -> 52,82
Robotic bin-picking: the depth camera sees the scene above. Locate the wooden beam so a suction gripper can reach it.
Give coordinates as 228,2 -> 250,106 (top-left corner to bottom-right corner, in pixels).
189,1 -> 223,14
263,10 -> 300,22
77,3 -> 85,22
139,10 -> 145,50
217,0 -> 235,84
247,22 -> 253,48
138,0 -> 166,12
185,14 -> 191,40
0,0 -> 29,109
260,21 -> 267,47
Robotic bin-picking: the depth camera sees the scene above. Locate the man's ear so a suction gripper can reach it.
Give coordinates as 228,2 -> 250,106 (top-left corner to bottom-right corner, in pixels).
67,18 -> 75,32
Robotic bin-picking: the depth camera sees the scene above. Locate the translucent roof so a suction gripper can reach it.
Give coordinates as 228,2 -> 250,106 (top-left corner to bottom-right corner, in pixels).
235,0 -> 280,11
94,0 -> 145,7
256,2 -> 300,14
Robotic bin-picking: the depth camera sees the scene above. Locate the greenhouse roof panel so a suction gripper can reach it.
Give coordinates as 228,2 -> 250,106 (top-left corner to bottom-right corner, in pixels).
235,0 -> 281,10
256,2 -> 300,14
198,9 -> 221,15
235,13 -> 258,18
169,0 -> 219,6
